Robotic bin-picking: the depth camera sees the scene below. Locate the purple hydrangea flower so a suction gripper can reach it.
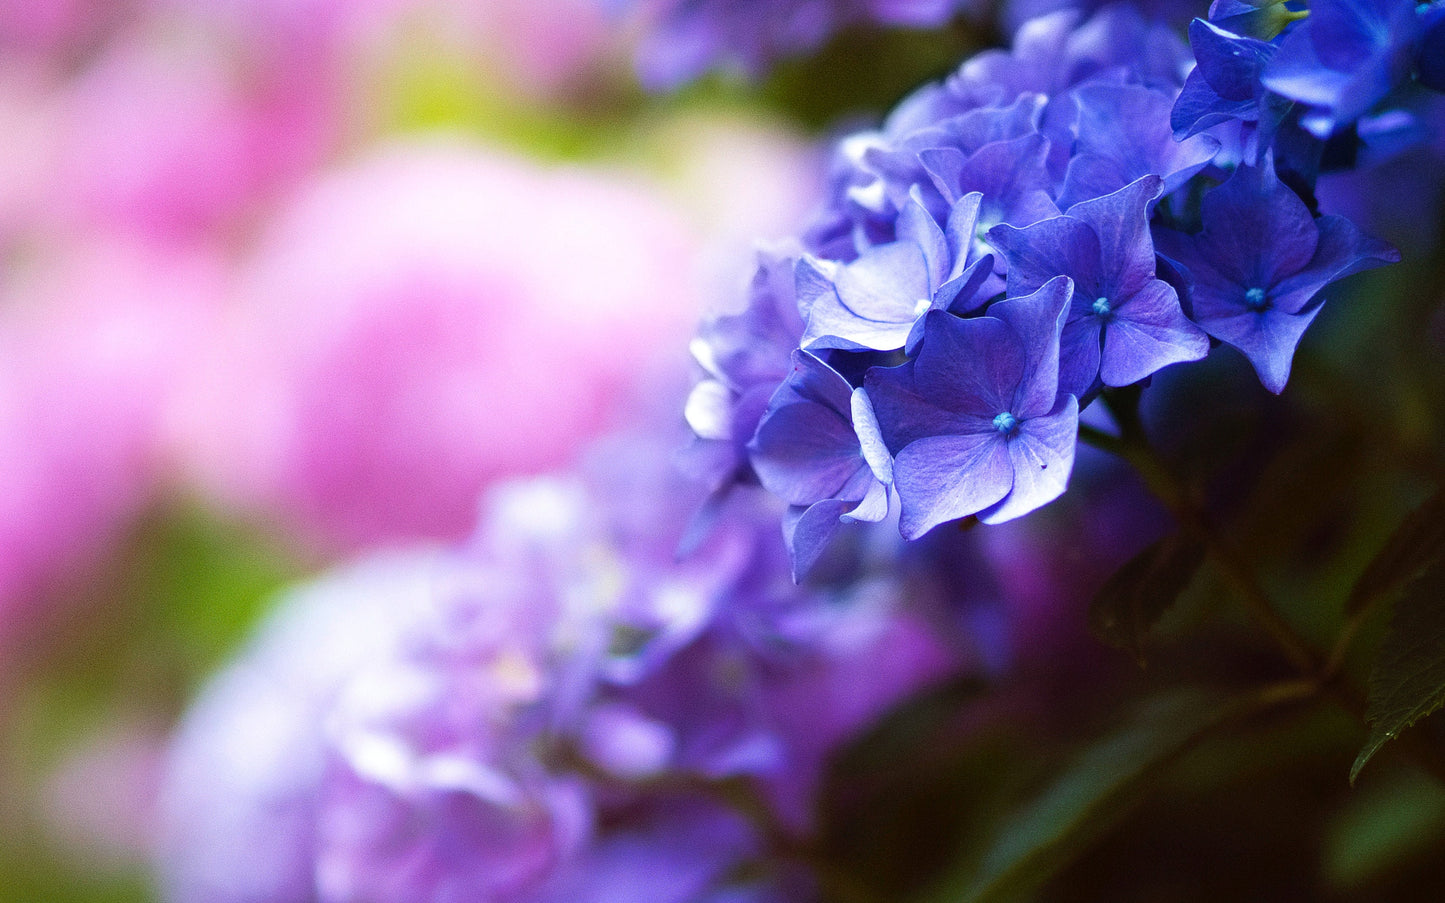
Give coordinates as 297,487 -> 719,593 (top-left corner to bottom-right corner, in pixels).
1171,18 -> 1281,140
748,350 -> 893,577
1153,159 -> 1399,393
1207,0 -> 1308,40
865,276 -> 1079,538
799,190 -> 995,352
1419,3 -> 1445,93
685,246 -> 806,497
988,175 -> 1210,400
1260,0 -> 1424,136
1057,82 -> 1220,209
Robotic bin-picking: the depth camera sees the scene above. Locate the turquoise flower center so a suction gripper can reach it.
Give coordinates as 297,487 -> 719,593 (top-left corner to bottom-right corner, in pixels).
992,411 -> 1019,433
1092,296 -> 1112,317
1244,286 -> 1269,311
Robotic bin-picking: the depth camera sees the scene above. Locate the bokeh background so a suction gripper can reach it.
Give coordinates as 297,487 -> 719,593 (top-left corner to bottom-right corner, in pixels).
6,1 -> 1445,901
0,1 -> 858,898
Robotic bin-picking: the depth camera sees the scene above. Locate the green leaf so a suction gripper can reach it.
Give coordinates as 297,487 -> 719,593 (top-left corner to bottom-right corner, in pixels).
1088,532 -> 1205,665
921,686 -> 1292,903
1347,489 -> 1445,615
1352,558 -> 1445,783
1325,770 -> 1445,892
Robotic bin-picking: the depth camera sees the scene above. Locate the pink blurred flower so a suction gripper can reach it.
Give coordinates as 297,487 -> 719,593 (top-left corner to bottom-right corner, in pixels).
174,139 -> 705,552
167,0 -> 616,102
0,241 -> 221,656
51,29 -> 333,245
0,0 -> 120,60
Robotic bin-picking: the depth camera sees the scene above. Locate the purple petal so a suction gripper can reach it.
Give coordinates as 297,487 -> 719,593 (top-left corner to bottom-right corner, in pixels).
911,310 -> 1024,419
895,433 -> 1013,539
1100,280 -> 1211,386
1205,303 -> 1324,393
896,191 -> 950,290
840,478 -> 890,525
748,353 -> 862,507
989,216 -> 1102,298
1058,315 -> 1104,401
942,192 -> 985,281
1269,213 -> 1400,314
803,242 -> 930,351
989,275 -> 1072,419
1195,162 -> 1318,289
851,388 -> 894,485
784,500 -> 849,582
978,394 -> 1079,525
1064,175 -> 1164,299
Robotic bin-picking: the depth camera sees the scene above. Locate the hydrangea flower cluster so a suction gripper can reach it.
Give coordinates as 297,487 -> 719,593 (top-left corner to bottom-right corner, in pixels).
687,1 -> 1437,574
159,430 -> 966,903
606,0 -> 971,86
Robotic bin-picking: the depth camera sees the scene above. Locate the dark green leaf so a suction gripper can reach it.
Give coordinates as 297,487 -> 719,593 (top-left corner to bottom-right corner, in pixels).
1348,489 -> 1445,615
1325,770 -> 1445,892
1352,558 -> 1445,783
922,687 -> 1263,903
1088,532 -> 1206,665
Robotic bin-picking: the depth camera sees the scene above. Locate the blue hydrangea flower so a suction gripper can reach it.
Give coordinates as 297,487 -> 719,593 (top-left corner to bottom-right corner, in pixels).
748,351 -> 893,577
1261,0 -> 1424,136
1420,3 -> 1445,92
685,246 -> 806,497
799,190 -> 995,352
1154,159 -> 1399,393
1057,82 -> 1221,209
865,276 -> 1078,538
1172,17 -> 1282,139
1207,0 -> 1308,40
989,175 -> 1210,400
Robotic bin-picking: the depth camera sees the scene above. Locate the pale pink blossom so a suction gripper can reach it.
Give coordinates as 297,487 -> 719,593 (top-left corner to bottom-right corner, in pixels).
174,140 -> 705,551
0,242 -> 221,655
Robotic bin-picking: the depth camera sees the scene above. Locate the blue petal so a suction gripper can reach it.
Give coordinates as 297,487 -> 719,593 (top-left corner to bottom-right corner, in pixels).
978,394 -> 1079,525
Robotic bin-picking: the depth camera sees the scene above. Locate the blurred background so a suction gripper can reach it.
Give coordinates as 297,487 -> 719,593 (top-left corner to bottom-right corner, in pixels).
0,1 -> 884,897
10,2 -> 1445,900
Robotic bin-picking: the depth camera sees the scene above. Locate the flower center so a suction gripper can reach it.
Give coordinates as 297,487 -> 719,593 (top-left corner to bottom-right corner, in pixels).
992,411 -> 1019,434
1244,286 -> 1269,311
913,298 -> 932,318
1092,296 -> 1112,317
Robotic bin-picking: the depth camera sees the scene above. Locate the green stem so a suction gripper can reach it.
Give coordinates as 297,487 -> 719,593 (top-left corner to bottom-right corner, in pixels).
1080,408 -> 1445,786
1078,418 -> 1318,674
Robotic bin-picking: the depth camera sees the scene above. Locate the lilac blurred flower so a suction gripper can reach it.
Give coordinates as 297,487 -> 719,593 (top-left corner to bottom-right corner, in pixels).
162,425 -> 963,900
160,552 -> 441,903
1154,160 -> 1399,393
175,141 -> 703,551
988,175 -> 1209,400
1260,0 -> 1424,136
612,0 -> 970,88
866,276 -> 1078,538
